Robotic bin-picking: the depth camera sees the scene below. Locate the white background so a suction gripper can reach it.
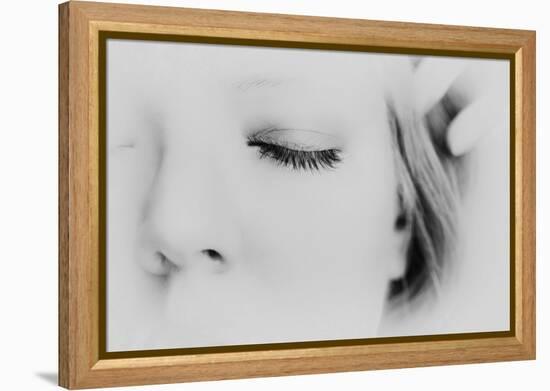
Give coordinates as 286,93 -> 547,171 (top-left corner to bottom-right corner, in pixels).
0,0 -> 546,389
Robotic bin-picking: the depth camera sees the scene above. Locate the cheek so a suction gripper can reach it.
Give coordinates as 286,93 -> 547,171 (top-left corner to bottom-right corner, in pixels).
236,128 -> 399,329
246,125 -> 397,256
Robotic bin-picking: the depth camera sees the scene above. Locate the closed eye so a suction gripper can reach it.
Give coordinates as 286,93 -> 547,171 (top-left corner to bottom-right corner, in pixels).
109,141 -> 136,154
246,138 -> 342,171
116,143 -> 136,149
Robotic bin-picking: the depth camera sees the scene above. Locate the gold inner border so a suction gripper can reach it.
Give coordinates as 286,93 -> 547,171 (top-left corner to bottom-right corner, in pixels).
97,30 -> 516,360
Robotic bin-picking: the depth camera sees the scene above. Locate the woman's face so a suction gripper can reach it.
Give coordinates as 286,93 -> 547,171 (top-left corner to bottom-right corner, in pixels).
108,41 -> 410,350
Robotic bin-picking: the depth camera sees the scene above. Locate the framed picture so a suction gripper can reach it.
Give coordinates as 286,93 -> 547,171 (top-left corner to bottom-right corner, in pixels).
58,1 -> 536,389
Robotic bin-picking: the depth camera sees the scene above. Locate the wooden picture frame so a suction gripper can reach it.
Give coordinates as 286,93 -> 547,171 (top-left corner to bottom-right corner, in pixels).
58,1 -> 536,389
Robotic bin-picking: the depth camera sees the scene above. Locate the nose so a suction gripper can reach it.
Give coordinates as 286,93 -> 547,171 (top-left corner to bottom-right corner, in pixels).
136,144 -> 240,277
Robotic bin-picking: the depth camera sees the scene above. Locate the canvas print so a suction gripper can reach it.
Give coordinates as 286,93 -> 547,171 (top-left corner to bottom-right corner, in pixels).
105,38 -> 510,352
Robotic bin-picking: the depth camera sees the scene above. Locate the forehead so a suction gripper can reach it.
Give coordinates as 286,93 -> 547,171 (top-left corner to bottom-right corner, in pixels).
107,39 -> 413,98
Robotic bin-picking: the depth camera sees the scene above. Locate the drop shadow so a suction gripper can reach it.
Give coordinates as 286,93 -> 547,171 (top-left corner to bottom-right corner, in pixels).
36,372 -> 58,386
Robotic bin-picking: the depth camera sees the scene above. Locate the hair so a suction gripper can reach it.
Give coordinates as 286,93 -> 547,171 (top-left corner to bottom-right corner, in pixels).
386,90 -> 462,306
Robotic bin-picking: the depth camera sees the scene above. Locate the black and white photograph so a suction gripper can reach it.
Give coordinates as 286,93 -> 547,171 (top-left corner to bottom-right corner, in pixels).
105,38 -> 510,353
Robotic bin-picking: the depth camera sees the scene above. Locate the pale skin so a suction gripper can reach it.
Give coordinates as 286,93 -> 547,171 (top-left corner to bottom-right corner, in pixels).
107,41 -> 502,350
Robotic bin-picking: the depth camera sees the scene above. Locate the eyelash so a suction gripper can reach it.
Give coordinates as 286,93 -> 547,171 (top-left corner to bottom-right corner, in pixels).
246,138 -> 342,171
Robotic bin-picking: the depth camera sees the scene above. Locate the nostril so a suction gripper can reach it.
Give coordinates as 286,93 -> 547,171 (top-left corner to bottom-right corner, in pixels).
201,249 -> 223,262
154,251 -> 179,274
138,250 -> 178,276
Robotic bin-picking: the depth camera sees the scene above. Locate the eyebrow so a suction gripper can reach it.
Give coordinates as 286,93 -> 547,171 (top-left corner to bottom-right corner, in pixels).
231,76 -> 287,93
